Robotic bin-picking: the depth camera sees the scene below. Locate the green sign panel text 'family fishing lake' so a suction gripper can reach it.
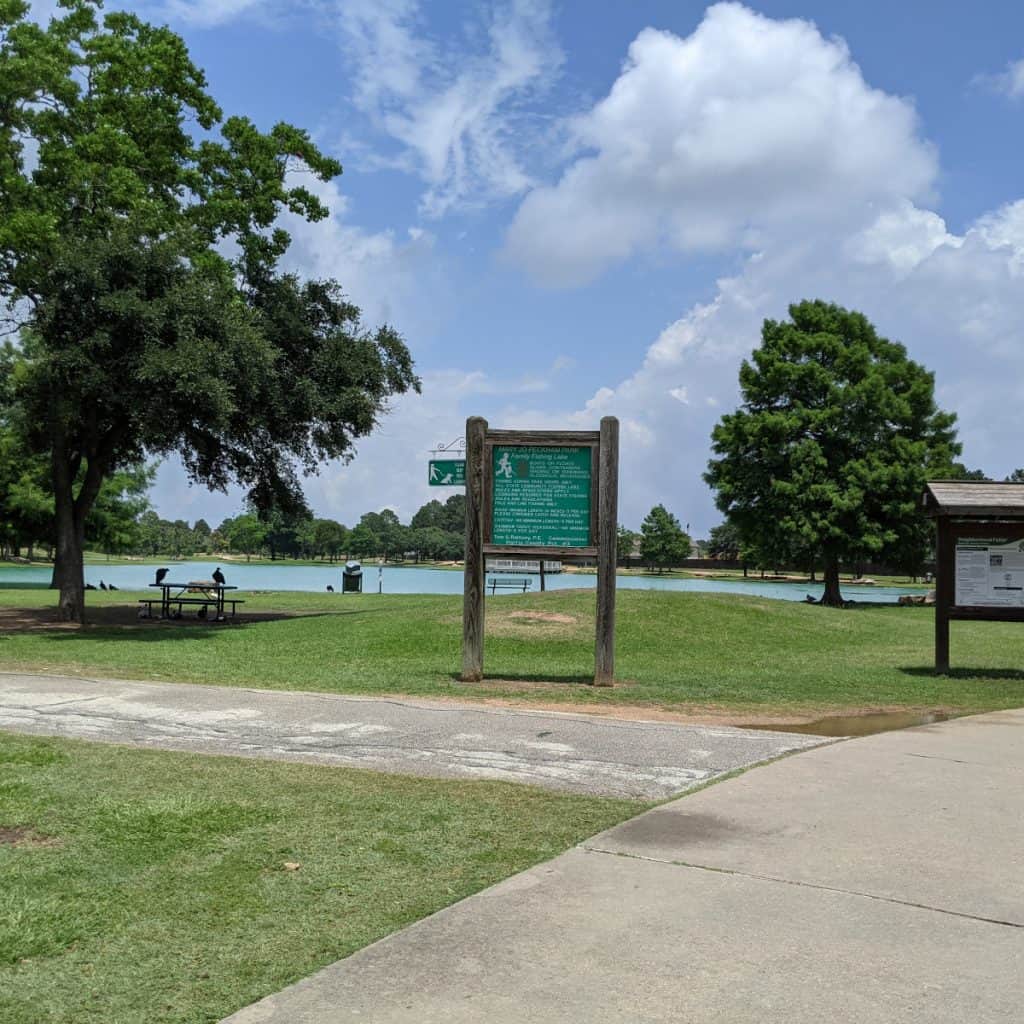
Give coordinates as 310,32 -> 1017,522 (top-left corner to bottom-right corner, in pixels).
491,446 -> 591,547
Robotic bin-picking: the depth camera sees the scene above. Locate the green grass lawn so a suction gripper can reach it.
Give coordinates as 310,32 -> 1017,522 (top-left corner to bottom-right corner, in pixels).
2,587 -> 1022,713
0,731 -> 638,1024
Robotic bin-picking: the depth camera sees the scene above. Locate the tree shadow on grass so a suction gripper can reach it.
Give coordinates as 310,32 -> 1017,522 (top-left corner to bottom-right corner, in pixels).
0,604 -> 392,638
899,666 -> 1024,681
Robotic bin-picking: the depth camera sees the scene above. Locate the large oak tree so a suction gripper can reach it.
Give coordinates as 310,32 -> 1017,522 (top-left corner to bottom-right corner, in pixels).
705,300 -> 959,606
0,1 -> 418,620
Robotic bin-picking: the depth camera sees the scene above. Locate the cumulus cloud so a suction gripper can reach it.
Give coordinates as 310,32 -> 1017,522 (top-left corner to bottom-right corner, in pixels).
505,2 -> 937,286
333,0 -> 564,216
276,172 -> 441,332
554,200 -> 1024,532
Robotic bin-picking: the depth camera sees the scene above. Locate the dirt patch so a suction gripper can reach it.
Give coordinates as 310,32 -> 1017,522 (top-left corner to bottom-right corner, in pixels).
0,826 -> 57,848
453,677 -> 639,693
507,611 -> 578,625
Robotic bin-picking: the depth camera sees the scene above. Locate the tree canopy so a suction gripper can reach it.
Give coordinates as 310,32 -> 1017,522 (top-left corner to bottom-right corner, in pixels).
0,1 -> 418,620
705,300 -> 960,605
639,505 -> 691,572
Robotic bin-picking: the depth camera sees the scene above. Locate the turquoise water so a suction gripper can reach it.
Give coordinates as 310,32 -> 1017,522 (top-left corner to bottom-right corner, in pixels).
0,561 -> 921,603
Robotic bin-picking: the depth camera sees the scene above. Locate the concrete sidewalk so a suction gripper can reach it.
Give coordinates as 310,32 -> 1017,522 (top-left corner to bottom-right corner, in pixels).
225,709 -> 1024,1024
0,672 -> 823,799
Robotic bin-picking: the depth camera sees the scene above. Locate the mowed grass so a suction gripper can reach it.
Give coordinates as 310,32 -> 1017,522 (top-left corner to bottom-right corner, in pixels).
0,731 -> 638,1024
1,587 -> 1023,712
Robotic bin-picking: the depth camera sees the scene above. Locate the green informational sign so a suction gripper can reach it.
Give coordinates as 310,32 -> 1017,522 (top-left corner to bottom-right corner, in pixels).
491,446 -> 592,547
428,460 -> 466,486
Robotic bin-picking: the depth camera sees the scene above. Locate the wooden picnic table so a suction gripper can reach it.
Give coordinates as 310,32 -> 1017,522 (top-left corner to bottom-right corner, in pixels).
145,581 -> 241,622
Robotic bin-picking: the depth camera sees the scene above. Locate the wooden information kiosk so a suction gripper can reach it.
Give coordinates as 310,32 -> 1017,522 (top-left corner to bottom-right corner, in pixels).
461,416 -> 619,686
923,481 -> 1024,672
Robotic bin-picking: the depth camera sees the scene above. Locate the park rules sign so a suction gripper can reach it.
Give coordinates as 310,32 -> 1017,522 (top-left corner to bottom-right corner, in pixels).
491,446 -> 591,547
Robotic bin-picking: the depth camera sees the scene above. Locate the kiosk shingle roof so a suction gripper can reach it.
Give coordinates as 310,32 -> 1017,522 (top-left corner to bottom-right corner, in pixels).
924,480 -> 1024,517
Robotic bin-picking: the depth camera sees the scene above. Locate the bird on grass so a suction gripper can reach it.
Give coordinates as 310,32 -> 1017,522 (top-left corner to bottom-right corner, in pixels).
212,567 -> 226,585
85,583 -> 97,591
99,581 -> 108,591
155,567 -> 169,585
108,583 -> 119,591
326,585 -> 334,593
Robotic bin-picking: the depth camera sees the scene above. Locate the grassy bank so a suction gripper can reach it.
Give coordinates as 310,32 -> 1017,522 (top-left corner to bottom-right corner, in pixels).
0,732 -> 637,1024
1,588 -> 1022,713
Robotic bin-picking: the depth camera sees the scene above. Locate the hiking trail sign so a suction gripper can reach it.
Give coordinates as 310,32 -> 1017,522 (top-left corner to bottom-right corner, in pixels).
461,417 -> 619,686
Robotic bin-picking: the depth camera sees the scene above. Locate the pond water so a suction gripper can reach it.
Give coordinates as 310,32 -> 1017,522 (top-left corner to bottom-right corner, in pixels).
0,561 -> 922,603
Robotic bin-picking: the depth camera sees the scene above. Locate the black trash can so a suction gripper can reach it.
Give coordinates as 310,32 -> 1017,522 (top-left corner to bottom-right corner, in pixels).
342,560 -> 363,593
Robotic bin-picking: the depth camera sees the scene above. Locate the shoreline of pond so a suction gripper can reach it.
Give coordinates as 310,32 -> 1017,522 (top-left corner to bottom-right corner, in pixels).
0,560 -> 924,604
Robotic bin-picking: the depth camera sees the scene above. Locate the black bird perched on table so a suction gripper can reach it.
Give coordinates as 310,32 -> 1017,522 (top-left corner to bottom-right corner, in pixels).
155,567 -> 169,585
99,581 -> 108,591
212,567 -> 226,585
326,585 -> 334,593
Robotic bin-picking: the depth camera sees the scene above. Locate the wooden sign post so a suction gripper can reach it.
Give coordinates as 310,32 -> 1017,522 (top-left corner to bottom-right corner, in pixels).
923,481 -> 1024,673
462,416 -> 619,686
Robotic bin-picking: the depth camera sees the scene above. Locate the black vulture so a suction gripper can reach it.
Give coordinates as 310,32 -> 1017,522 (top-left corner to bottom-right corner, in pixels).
108,583 -> 119,591
99,581 -> 108,591
155,567 -> 169,585
326,585 -> 335,593
85,583 -> 97,590
212,567 -> 226,585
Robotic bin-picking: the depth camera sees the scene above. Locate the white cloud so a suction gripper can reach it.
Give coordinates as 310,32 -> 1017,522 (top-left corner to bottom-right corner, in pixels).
976,57 -> 1024,100
845,199 -> 960,275
505,2 -> 937,286
554,200 -> 1024,532
276,172 -> 441,332
333,0 -> 564,216
152,0 -> 272,28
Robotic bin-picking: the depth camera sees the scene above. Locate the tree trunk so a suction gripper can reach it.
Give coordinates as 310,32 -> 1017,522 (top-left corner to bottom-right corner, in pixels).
53,480 -> 86,622
821,556 -> 844,607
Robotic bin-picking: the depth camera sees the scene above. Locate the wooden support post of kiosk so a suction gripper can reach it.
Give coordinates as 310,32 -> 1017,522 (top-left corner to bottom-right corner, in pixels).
934,515 -> 953,674
461,416 -> 487,682
594,416 -> 619,686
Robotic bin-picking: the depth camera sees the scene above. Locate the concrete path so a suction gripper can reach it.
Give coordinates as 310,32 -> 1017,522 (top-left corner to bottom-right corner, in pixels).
0,672 -> 823,799
224,709 -> 1024,1024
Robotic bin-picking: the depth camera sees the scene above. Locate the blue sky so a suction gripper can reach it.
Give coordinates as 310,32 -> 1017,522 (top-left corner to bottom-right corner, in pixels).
34,1 -> 1024,534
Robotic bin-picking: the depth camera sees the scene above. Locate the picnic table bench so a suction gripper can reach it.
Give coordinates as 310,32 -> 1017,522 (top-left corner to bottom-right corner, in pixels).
142,581 -> 243,621
487,576 -> 533,595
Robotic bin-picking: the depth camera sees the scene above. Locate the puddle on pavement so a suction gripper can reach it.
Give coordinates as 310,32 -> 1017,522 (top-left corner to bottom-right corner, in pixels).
742,710 -> 953,738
